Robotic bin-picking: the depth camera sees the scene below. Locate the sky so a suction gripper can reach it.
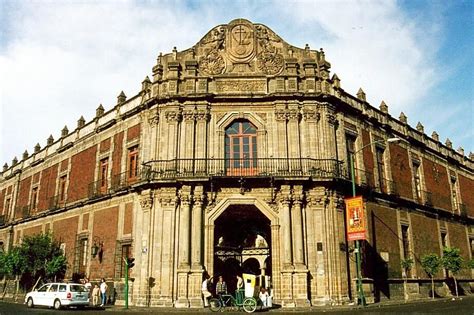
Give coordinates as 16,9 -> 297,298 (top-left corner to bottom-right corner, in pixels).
0,0 -> 473,165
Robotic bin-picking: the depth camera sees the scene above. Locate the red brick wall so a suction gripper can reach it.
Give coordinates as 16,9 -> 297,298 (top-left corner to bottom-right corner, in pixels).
361,130 -> 375,185
123,202 -> 133,235
90,206 -> 119,279
52,216 -> 79,272
37,164 -> 58,212
16,176 -> 32,218
367,203 -> 401,278
100,138 -> 111,153
446,222 -> 470,278
389,144 -> 412,199
422,158 -> 451,210
60,159 -> 69,172
410,214 -> 441,277
458,174 -> 474,217
68,146 -> 97,202
112,132 -> 124,177
127,124 -> 140,141
23,225 -> 43,237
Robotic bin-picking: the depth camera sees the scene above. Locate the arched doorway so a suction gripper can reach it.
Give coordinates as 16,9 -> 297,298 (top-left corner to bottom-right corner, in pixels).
214,204 -> 271,293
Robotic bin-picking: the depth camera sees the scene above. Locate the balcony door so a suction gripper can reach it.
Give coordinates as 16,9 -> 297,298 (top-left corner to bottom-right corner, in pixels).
225,120 -> 257,176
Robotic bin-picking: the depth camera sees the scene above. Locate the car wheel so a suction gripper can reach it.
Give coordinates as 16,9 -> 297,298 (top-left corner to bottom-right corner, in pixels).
54,299 -> 62,310
27,297 -> 34,308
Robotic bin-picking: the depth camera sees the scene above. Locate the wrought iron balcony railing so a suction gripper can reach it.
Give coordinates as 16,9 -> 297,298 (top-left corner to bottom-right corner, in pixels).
143,158 -> 344,180
48,195 -> 66,211
0,214 -> 6,226
111,171 -> 141,192
458,203 -> 468,218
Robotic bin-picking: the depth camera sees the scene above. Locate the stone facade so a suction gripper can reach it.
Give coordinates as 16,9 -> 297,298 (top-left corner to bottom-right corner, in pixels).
0,19 -> 473,307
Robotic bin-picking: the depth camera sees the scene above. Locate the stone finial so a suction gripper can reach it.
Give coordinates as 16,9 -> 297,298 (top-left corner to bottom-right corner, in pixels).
416,122 -> 424,133
431,131 -> 439,142
331,73 -> 340,88
445,138 -> 452,149
77,116 -> 85,128
469,152 -> 474,160
356,88 -> 366,101
61,125 -> 69,137
117,91 -> 126,104
34,143 -> 41,153
157,52 -> 163,65
142,76 -> 151,91
3,163 -> 8,172
319,48 -> 325,61
22,150 -> 29,160
305,43 -> 310,51
172,46 -> 177,60
47,135 -> 54,145
399,112 -> 407,124
12,157 -> 18,166
457,147 -> 464,156
96,104 -> 105,118
379,101 -> 388,114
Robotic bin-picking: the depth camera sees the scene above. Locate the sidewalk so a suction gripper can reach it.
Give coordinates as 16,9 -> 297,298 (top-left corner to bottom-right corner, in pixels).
104,295 -> 474,312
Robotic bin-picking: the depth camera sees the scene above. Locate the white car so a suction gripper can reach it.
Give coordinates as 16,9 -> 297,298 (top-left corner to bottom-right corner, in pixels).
25,282 -> 90,309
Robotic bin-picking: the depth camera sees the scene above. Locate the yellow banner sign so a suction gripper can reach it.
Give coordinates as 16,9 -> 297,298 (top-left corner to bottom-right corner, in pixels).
345,196 -> 366,241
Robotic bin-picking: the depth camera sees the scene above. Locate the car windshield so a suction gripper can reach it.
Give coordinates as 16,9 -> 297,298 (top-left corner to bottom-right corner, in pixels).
70,285 -> 88,292
37,284 -> 49,292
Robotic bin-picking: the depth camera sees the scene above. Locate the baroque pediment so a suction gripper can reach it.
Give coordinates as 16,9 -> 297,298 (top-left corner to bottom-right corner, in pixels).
156,19 -> 329,77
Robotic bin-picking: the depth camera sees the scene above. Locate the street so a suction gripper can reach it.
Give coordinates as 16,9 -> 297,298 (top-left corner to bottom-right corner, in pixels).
0,297 -> 473,315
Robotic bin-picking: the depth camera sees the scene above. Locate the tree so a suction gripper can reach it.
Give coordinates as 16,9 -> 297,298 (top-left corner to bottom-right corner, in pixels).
467,258 -> 474,270
400,257 -> 414,301
1,247 -> 28,300
420,253 -> 441,299
441,247 -> 463,298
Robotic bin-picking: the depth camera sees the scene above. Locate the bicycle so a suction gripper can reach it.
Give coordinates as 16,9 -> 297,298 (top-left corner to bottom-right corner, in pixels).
209,292 -> 257,313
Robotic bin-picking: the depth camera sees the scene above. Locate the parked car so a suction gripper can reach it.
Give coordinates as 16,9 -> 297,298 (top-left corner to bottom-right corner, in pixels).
25,282 -> 90,309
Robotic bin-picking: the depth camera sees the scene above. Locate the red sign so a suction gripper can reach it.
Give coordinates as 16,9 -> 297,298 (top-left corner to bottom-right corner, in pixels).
345,196 -> 366,241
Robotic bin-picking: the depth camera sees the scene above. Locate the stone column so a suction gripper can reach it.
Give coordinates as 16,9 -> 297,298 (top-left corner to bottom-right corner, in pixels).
165,107 -> 181,160
176,187 -> 191,308
274,103 -> 288,159
195,104 -> 209,174
189,186 -> 205,307
279,186 -> 294,307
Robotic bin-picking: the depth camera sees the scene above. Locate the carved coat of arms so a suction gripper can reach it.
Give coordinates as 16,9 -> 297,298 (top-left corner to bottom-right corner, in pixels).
227,21 -> 256,63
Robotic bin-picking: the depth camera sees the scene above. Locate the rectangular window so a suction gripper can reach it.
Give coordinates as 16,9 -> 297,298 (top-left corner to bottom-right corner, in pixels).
59,175 -> 67,202
127,146 -> 139,181
345,134 -> 356,178
376,147 -> 386,193
99,158 -> 109,192
77,238 -> 88,274
401,225 -> 411,277
120,244 -> 132,278
412,161 -> 422,202
31,187 -> 38,211
4,198 -> 11,215
441,232 -> 448,248
451,176 -> 458,211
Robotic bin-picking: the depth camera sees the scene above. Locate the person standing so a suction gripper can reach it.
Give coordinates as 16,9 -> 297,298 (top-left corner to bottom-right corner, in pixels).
99,278 -> 108,307
235,275 -> 244,304
216,276 -> 227,296
201,274 -> 212,307
92,284 -> 100,306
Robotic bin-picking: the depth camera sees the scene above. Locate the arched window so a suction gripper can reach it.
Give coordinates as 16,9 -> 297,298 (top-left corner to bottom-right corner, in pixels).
225,120 -> 257,175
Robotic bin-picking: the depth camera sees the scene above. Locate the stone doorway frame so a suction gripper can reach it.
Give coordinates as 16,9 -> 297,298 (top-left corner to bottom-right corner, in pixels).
204,195 -> 280,296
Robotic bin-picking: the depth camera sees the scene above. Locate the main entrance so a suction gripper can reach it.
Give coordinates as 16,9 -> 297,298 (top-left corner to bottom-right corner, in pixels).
213,205 -> 271,294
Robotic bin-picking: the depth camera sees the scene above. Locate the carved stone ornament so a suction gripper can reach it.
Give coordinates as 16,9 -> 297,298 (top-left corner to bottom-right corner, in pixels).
302,109 -> 319,121
255,25 -> 284,75
199,26 -> 226,75
275,109 -> 288,121
165,110 -> 181,122
195,110 -> 210,121
148,114 -> 159,126
216,79 -> 266,93
140,195 -> 153,211
226,20 -> 256,63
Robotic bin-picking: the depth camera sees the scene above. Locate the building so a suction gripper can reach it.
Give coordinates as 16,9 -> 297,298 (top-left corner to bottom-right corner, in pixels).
0,19 -> 473,307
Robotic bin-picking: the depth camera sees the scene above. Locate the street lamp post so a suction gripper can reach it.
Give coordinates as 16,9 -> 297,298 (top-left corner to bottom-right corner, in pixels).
349,137 -> 401,306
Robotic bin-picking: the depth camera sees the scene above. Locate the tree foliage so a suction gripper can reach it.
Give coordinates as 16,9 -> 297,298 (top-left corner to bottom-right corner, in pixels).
421,254 -> 441,277
441,247 -> 463,275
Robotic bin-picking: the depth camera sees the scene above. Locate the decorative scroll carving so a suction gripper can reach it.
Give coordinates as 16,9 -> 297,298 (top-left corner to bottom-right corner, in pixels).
302,109 -> 319,121
195,109 -> 210,121
215,80 -> 266,93
275,109 -> 288,121
148,114 -> 160,126
255,25 -> 284,75
140,194 -> 153,211
200,27 -> 226,75
182,110 -> 195,122
165,110 -> 182,122
287,109 -> 300,121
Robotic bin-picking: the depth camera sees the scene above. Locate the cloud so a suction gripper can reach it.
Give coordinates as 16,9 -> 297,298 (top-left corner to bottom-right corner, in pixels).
1,0 -> 469,164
